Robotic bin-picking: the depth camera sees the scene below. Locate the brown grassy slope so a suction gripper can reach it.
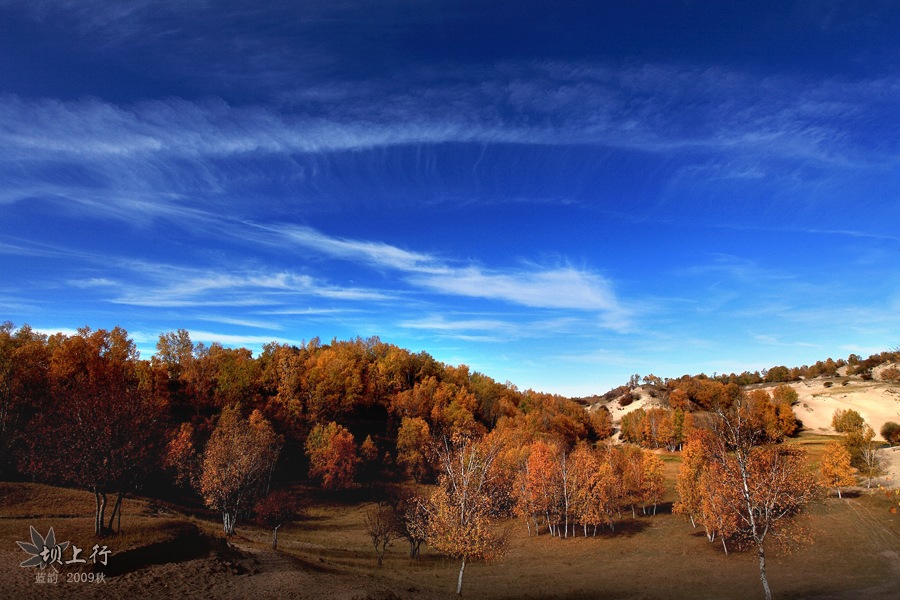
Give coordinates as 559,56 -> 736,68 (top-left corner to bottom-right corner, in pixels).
1,435 -> 898,600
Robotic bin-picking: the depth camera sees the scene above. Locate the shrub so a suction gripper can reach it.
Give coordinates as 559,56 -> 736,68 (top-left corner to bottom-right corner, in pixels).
832,409 -> 865,433
880,421 -> 900,446
881,367 -> 900,383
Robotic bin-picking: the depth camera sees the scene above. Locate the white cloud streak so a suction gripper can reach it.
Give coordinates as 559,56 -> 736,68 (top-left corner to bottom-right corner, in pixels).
81,260 -> 395,308
262,223 -> 628,322
1,64 -> 895,172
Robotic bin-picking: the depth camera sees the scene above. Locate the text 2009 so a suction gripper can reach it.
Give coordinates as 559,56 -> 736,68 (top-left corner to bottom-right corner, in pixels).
66,572 -> 106,584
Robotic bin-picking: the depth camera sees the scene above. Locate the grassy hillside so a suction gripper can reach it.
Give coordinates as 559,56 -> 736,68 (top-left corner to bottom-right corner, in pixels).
2,432 -> 898,600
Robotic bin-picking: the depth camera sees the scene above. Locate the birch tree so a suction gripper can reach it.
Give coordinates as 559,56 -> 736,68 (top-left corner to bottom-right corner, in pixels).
200,406 -> 281,535
819,441 -> 856,498
426,433 -> 506,595
710,397 -> 819,600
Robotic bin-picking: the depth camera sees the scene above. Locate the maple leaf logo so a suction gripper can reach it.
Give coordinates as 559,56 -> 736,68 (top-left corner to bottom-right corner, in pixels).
16,526 -> 70,570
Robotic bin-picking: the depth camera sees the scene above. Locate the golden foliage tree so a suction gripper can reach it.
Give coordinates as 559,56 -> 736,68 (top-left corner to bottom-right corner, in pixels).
619,408 -> 645,445
699,461 -> 742,553
847,425 -> 887,487
832,408 -> 865,433
305,421 -> 359,490
819,441 -> 856,498
640,450 -> 666,516
396,416 -> 433,482
426,434 -> 506,596
525,439 -> 563,535
568,444 -> 601,536
593,446 -> 625,531
360,434 -> 379,463
674,429 -> 713,529
617,444 -> 646,518
709,396 -> 819,600
200,406 -> 281,535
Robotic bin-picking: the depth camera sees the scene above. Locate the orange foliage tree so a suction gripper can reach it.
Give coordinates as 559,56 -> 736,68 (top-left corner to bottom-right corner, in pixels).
164,421 -> 202,488
200,406 -> 281,535
674,429 -> 713,529
0,324 -> 50,476
24,327 -> 165,536
525,439 -> 563,535
640,450 -> 666,516
698,462 -> 741,553
616,444 -> 646,518
426,433 -> 506,596
568,443 -> 607,536
709,396 -> 819,600
396,416 -> 433,482
593,446 -> 625,532
305,421 -> 359,490
819,441 -> 856,498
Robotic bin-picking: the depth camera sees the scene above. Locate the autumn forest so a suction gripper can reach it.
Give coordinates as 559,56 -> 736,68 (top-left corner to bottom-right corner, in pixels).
1,323 -> 898,599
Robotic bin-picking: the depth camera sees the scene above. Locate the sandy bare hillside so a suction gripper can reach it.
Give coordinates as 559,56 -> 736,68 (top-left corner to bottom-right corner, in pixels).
601,378 -> 900,443
789,378 -> 900,439
603,387 -> 662,417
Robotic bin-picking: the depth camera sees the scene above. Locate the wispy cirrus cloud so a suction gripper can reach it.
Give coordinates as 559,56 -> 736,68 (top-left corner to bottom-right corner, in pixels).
181,329 -> 303,349
271,225 -> 437,272
399,315 -> 518,341
195,315 -> 284,330
74,260 -> 394,308
399,313 -> 600,343
262,223 -> 629,326
409,265 -> 619,311
1,206 -> 630,328
1,64 -> 896,170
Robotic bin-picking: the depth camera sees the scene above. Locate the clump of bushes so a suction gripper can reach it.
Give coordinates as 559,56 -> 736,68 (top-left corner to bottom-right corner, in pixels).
881,421 -> 900,446
881,367 -> 900,383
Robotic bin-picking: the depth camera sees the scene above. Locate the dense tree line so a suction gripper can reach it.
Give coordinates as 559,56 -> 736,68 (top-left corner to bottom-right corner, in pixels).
0,323 -> 611,528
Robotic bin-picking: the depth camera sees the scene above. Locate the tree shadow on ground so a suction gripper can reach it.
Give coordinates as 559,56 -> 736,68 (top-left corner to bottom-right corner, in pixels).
103,522 -> 219,576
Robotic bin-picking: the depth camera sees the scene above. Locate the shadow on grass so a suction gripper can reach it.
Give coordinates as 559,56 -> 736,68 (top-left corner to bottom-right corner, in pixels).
531,518 -> 653,539
103,522 -> 219,576
837,490 -> 863,499
596,518 -> 651,538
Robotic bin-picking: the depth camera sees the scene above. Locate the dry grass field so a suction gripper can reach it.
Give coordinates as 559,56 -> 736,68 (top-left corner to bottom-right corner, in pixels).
1,431 -> 898,600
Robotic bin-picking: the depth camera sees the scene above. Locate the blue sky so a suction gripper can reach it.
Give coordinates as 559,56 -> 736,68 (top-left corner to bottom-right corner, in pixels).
1,1 -> 899,396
